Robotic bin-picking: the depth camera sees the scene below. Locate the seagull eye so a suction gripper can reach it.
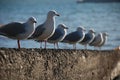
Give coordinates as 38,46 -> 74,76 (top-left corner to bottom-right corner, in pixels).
30,18 -> 33,21
53,12 -> 56,14
31,19 -> 35,22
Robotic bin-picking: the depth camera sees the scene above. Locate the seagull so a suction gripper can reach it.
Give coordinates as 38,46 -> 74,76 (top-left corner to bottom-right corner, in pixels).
62,26 -> 86,49
80,29 -> 95,49
29,10 -> 60,49
97,32 -> 108,50
89,32 -> 103,50
0,17 -> 37,49
47,24 -> 68,49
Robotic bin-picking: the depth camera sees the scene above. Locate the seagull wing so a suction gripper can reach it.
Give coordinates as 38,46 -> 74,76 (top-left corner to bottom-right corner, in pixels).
29,23 -> 45,39
0,22 -> 26,37
48,28 -> 63,41
63,31 -> 82,42
80,33 -> 91,43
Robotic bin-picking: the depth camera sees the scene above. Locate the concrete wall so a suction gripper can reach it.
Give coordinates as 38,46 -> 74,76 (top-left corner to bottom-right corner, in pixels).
0,48 -> 120,80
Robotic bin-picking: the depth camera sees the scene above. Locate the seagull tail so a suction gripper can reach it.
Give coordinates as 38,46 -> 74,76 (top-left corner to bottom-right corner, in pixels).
27,36 -> 33,39
60,39 -> 66,43
0,32 -> 7,36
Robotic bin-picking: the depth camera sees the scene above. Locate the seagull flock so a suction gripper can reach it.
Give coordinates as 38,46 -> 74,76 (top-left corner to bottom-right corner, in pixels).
0,10 -> 108,50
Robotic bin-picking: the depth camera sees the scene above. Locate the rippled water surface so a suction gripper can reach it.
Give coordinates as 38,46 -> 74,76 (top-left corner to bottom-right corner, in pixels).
0,0 -> 120,50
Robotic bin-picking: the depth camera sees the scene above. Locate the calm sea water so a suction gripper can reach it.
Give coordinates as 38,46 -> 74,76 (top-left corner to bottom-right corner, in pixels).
0,0 -> 120,50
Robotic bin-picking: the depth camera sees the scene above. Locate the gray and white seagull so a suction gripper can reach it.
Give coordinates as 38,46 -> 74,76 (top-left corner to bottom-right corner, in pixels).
97,32 -> 108,50
89,32 -> 103,50
0,17 -> 37,49
47,24 -> 68,49
29,10 -> 60,49
80,29 -> 95,49
62,26 -> 86,49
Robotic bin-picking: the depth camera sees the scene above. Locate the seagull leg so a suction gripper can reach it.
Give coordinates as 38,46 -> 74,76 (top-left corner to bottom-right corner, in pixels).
40,41 -> 42,49
73,44 -> 74,49
73,44 -> 76,49
44,40 -> 47,49
75,44 -> 76,50
54,43 -> 56,49
85,45 -> 87,50
94,46 -> 96,50
57,42 -> 59,49
17,40 -> 20,49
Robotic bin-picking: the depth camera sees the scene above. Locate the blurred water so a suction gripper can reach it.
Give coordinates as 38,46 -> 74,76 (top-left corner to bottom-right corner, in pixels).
0,0 -> 120,50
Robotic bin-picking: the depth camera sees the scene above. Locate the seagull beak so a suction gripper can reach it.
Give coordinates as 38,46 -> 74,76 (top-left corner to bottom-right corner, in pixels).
56,13 -> 60,16
93,31 -> 96,33
84,29 -> 86,31
34,20 -> 37,23
65,27 -> 68,29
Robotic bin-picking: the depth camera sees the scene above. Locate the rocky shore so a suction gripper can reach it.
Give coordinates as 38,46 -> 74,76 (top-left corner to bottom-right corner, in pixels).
0,48 -> 120,80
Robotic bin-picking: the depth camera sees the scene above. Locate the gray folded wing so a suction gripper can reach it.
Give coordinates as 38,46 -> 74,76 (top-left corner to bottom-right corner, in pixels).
89,34 -> 102,46
28,23 -> 46,39
0,22 -> 26,37
48,28 -> 64,41
80,33 -> 92,44
62,31 -> 82,43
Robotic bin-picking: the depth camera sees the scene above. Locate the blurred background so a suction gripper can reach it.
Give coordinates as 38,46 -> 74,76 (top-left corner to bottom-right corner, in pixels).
0,0 -> 120,50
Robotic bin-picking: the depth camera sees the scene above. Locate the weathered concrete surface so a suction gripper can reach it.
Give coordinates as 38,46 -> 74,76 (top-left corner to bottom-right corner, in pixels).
0,48 -> 120,80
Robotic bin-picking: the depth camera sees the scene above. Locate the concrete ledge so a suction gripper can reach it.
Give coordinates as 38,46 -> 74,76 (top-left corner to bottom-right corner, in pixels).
0,48 -> 120,80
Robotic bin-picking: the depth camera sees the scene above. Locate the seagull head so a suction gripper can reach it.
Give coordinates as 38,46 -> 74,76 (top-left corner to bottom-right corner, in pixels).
102,32 -> 109,36
48,10 -> 60,17
28,17 -> 37,23
77,26 -> 86,31
89,29 -> 95,33
58,24 -> 68,29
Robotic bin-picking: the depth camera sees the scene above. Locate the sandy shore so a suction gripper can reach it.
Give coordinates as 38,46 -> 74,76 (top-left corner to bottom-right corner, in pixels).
0,48 -> 120,80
